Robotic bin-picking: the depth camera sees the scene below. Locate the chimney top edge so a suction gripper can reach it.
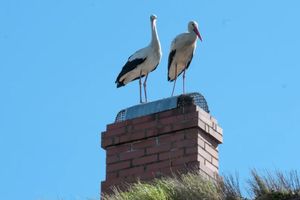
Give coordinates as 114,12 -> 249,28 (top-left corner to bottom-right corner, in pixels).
115,92 -> 209,122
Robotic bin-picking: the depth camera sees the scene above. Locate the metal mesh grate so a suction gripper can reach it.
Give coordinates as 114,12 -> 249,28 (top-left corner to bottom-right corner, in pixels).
115,92 -> 209,122
115,109 -> 126,122
189,92 -> 210,113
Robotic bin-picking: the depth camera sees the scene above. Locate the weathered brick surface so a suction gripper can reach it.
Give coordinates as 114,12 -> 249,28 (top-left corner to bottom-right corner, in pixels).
159,149 -> 184,160
204,142 -> 219,159
132,154 -> 158,166
119,149 -> 144,161
101,104 -> 222,196
107,161 -> 130,173
147,143 -> 171,154
146,160 -> 171,171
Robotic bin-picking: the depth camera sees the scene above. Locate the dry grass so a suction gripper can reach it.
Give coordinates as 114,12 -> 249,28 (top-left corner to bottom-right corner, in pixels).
102,170 -> 300,200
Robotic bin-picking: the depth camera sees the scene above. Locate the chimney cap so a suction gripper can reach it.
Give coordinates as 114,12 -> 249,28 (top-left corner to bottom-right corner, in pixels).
115,92 -> 209,122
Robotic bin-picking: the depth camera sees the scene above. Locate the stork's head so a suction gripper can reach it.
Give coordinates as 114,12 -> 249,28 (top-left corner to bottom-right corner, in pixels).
188,21 -> 202,41
150,14 -> 157,22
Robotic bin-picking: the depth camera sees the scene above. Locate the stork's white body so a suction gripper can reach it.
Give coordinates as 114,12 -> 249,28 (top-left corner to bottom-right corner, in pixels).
116,16 -> 161,87
115,15 -> 161,103
168,32 -> 197,81
167,21 -> 202,96
121,44 -> 161,85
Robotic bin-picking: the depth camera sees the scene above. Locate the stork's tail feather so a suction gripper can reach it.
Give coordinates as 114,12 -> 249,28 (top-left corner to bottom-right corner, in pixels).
116,81 -> 125,88
168,76 -> 175,82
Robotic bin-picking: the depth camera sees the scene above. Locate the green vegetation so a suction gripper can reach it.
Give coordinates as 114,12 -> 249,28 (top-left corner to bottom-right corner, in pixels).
102,170 -> 300,200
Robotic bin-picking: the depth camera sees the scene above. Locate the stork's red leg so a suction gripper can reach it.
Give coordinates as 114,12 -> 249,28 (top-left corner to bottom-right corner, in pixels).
139,71 -> 142,103
171,64 -> 178,97
183,68 -> 186,94
143,73 -> 148,103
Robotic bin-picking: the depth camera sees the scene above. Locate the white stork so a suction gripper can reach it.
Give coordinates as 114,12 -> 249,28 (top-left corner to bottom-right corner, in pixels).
115,15 -> 162,103
168,21 -> 202,96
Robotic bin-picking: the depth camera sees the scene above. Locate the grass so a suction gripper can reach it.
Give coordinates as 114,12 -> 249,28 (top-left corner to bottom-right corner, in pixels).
102,170 -> 300,200
248,170 -> 300,200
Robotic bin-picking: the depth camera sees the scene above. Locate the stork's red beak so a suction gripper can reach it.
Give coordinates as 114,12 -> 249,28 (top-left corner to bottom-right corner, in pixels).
193,27 -> 202,41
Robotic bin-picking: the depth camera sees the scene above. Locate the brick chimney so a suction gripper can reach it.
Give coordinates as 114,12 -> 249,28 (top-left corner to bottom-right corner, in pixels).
100,93 -> 223,195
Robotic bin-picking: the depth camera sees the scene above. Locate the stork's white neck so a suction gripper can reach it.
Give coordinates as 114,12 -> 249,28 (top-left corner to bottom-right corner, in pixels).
150,20 -> 160,49
190,31 -> 198,42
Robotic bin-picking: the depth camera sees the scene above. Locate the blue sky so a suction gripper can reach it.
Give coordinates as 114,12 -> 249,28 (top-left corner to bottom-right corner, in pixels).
1,0 -> 300,199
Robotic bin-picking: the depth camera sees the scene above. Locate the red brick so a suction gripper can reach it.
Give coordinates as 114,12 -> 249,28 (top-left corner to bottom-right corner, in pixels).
106,172 -> 118,179
107,144 -> 130,156
146,143 -> 171,154
183,111 -> 199,121
101,179 -> 123,194
196,106 -> 211,118
106,120 -> 128,131
208,127 -> 223,144
146,160 -> 171,171
174,139 -> 197,148
139,171 -> 159,180
172,118 -> 198,131
130,130 -> 146,141
205,124 -> 210,133
102,103 -> 223,195
199,114 -> 213,128
119,130 -> 146,143
132,154 -> 158,166
120,150 -> 144,161
212,157 -> 219,168
199,166 -> 215,180
185,129 -> 198,139
107,161 -> 130,172
172,154 -> 198,165
198,137 -> 205,148
205,160 -> 218,173
199,130 -> 218,148
119,134 -> 130,143
183,161 -> 200,170
119,166 -> 144,177
198,146 -> 212,162
133,121 -> 157,131
159,131 -> 184,144
204,142 -> 219,159
112,136 -> 120,144
106,127 -> 127,136
157,109 -> 180,119
101,131 -> 106,139
107,154 -> 119,164
216,125 -> 223,135
157,124 -> 172,134
159,166 -> 174,175
185,146 -> 198,155
197,154 -> 205,163
131,114 -> 156,125
121,175 -> 137,183
159,149 -> 184,161
159,115 -> 180,125
145,128 -> 158,137
197,119 -> 206,131
157,134 -> 170,144
101,137 -> 113,148
180,105 -> 197,113
132,138 -> 157,149
210,117 -> 218,129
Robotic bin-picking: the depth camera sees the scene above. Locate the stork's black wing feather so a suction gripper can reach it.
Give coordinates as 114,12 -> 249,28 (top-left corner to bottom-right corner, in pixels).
167,50 -> 176,81
175,53 -> 194,79
115,57 -> 147,88
185,53 -> 193,70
